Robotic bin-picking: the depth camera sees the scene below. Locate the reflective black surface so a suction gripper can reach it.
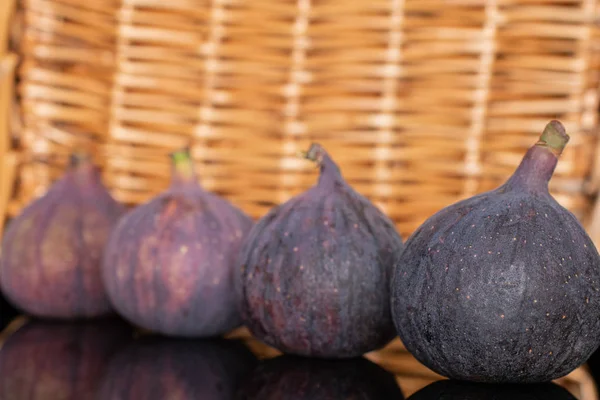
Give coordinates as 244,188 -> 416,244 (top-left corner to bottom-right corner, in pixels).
237,354 -> 404,399
0,293 -> 17,330
99,336 -> 257,399
0,310 -> 596,400
0,317 -> 132,399
407,380 -> 576,400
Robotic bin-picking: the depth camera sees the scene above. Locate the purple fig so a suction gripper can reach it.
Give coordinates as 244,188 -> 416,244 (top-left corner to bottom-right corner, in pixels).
0,153 -> 126,319
391,120 -> 600,383
102,148 -> 253,337
237,143 -> 403,358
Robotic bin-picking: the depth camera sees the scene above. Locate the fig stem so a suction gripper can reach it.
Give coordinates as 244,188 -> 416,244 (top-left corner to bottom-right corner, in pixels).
504,120 -> 569,194
69,152 -> 91,168
299,143 -> 327,166
536,120 -> 570,157
299,143 -> 343,186
170,147 -> 197,183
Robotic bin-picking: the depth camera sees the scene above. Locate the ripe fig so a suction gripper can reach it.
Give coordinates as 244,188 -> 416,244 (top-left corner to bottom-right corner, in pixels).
0,318 -> 132,399
0,153 -> 126,319
236,355 -> 404,400
98,337 -> 257,400
391,120 -> 600,382
238,143 -> 403,358
102,148 -> 253,337
407,380 -> 576,400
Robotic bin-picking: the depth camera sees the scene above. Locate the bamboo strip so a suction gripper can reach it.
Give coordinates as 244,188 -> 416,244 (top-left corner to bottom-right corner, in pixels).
0,151 -> 17,240
0,0 -> 15,55
0,0 -> 16,236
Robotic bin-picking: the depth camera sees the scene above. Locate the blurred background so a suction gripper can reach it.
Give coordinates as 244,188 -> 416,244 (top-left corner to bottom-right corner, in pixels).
1,0 -> 600,398
0,0 -> 599,244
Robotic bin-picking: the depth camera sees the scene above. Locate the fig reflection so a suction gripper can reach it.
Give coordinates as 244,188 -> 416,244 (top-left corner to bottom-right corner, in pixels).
237,354 -> 404,399
0,318 -> 132,399
408,379 -> 576,400
98,336 -> 257,399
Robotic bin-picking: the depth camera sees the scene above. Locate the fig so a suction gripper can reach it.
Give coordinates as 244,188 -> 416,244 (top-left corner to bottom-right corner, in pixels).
98,337 -> 257,400
391,120 -> 600,382
0,153 -> 126,319
237,143 -> 403,358
236,355 -> 404,400
102,148 -> 253,337
407,380 -> 576,400
0,318 -> 132,399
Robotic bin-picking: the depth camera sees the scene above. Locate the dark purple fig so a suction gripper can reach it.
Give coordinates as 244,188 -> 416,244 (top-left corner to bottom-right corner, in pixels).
102,148 -> 253,337
237,143 -> 403,358
391,120 -> 600,383
98,337 -> 257,400
236,355 -> 404,400
407,380 -> 576,400
0,318 -> 132,399
0,153 -> 126,319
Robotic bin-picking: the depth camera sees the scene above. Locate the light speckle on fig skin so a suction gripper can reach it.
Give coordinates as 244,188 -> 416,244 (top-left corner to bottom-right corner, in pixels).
238,145 -> 403,359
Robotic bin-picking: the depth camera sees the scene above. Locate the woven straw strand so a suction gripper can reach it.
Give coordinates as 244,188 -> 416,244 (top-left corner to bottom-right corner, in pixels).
0,0 -> 16,238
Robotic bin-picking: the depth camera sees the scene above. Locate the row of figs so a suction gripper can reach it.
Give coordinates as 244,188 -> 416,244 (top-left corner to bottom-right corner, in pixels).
0,319 -> 579,400
1,120 -> 600,383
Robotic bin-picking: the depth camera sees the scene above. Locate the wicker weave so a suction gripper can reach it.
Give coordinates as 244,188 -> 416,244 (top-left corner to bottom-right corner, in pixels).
0,0 -> 16,239
3,0 -> 600,247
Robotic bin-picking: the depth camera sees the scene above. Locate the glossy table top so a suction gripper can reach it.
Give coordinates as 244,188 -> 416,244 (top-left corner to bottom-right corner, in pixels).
0,310 -> 597,400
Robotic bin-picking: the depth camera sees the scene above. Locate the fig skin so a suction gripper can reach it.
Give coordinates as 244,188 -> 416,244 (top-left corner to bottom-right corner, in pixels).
0,154 -> 126,319
407,380 -> 576,400
98,337 -> 257,400
391,121 -> 600,383
238,143 -> 403,358
236,355 -> 404,400
102,148 -> 253,337
0,318 -> 132,400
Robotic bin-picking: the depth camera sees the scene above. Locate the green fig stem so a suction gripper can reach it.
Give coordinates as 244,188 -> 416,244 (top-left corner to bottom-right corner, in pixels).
300,144 -> 325,164
504,120 -> 569,194
535,120 -> 570,157
170,147 -> 198,186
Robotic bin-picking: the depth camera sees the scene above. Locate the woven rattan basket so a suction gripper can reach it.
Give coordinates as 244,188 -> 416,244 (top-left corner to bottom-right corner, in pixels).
3,0 -> 600,242
2,0 -> 600,398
